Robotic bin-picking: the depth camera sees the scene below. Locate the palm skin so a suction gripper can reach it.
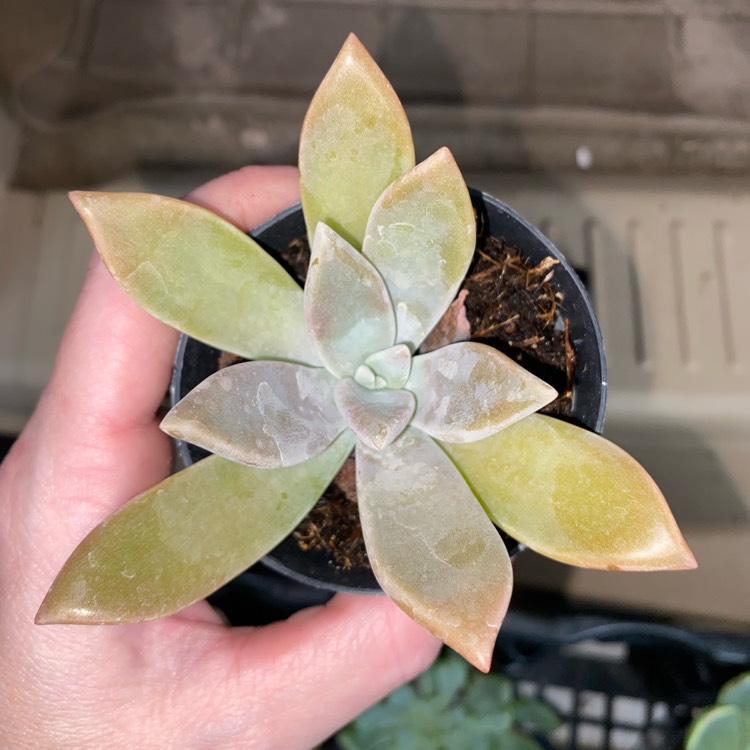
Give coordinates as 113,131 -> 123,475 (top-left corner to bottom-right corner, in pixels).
0,166 -> 439,750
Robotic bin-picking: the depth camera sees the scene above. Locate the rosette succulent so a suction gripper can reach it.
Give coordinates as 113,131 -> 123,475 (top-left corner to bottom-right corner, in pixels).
37,35 -> 696,671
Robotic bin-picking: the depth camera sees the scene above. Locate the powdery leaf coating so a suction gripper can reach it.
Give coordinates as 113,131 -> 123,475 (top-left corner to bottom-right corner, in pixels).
35,432 -> 355,624
442,414 -> 697,571
362,148 -> 476,350
161,362 -> 344,468
306,223 -> 396,378
334,378 -> 415,451
365,344 -> 412,389
70,191 -> 319,365
408,342 -> 558,443
299,33 -> 415,249
357,427 -> 513,672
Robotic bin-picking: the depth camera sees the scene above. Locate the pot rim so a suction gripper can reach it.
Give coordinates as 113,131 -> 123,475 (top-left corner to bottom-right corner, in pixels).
170,189 -> 608,593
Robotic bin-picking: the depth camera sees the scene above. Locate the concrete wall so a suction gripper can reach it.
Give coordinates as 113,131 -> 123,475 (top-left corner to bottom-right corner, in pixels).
4,0 -> 750,185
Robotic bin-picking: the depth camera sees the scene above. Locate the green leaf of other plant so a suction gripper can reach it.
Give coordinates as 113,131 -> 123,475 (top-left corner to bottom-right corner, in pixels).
299,33 -> 415,249
442,414 -> 697,571
513,696 -> 563,734
415,653 -> 469,709
70,191 -> 319,364
463,672 -> 514,715
685,705 -> 749,750
719,672 -> 750,713
338,650 -> 554,750
35,432 -> 354,624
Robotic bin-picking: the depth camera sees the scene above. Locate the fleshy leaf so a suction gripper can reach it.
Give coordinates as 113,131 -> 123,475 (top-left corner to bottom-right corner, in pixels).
362,148 -> 476,350
408,342 -> 557,443
305,223 -> 396,377
719,673 -> 750,713
357,427 -> 513,671
161,361 -> 344,468
36,432 -> 355,624
685,705 -> 748,750
70,191 -> 319,364
365,344 -> 412,389
442,415 -> 697,571
299,33 -> 415,248
334,378 -> 415,451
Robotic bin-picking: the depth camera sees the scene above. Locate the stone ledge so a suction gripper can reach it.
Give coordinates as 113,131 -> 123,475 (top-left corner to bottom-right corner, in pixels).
12,97 -> 750,187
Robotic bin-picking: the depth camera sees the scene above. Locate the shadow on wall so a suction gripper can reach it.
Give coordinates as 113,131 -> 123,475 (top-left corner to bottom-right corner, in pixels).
605,420 -> 749,528
5,1 -> 750,187
668,13 -> 750,120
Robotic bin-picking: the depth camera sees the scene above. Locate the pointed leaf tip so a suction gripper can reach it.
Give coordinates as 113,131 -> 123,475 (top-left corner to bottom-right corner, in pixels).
408,342 -> 557,443
362,149 -> 475,350
161,361 -> 344,468
306,223 -> 396,377
442,415 -> 697,571
357,428 -> 512,671
299,36 -> 414,249
68,190 -> 318,364
36,433 -> 354,625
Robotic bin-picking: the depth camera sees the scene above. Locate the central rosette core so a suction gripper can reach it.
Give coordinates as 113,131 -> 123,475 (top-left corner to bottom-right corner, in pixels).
332,343 -> 416,451
350,343 -> 413,391
354,364 -> 386,390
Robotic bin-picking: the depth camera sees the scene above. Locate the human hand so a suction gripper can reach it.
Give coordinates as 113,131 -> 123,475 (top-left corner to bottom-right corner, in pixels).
0,166 -> 440,749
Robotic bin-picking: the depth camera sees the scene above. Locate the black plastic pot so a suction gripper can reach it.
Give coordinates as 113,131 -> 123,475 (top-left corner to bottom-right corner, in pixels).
170,189 -> 607,602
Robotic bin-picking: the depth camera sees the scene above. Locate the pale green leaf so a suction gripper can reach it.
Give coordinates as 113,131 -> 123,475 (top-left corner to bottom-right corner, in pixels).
500,735 -> 545,750
442,415 -> 697,571
305,223 -> 396,377
70,191 -> 319,364
334,378 -> 415,451
357,427 -> 513,672
686,705 -> 747,750
463,673 -> 515,713
161,361 -> 344,468
365,344 -> 412,389
362,148 -> 475,350
415,654 -> 469,706
408,342 -> 557,443
299,33 -> 415,249
36,432 -> 354,624
719,673 -> 750,713
514,697 -> 563,733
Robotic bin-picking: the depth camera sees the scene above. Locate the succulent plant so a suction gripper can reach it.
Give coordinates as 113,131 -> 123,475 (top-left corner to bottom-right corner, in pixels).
36,34 -> 696,672
336,649 -> 561,750
685,672 -> 750,750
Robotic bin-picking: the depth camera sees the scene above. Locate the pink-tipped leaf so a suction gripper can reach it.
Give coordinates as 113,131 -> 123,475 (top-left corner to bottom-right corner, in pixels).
357,427 -> 513,672
36,432 -> 354,624
442,415 -> 697,571
408,342 -> 557,443
70,191 -> 319,364
299,34 -> 415,249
